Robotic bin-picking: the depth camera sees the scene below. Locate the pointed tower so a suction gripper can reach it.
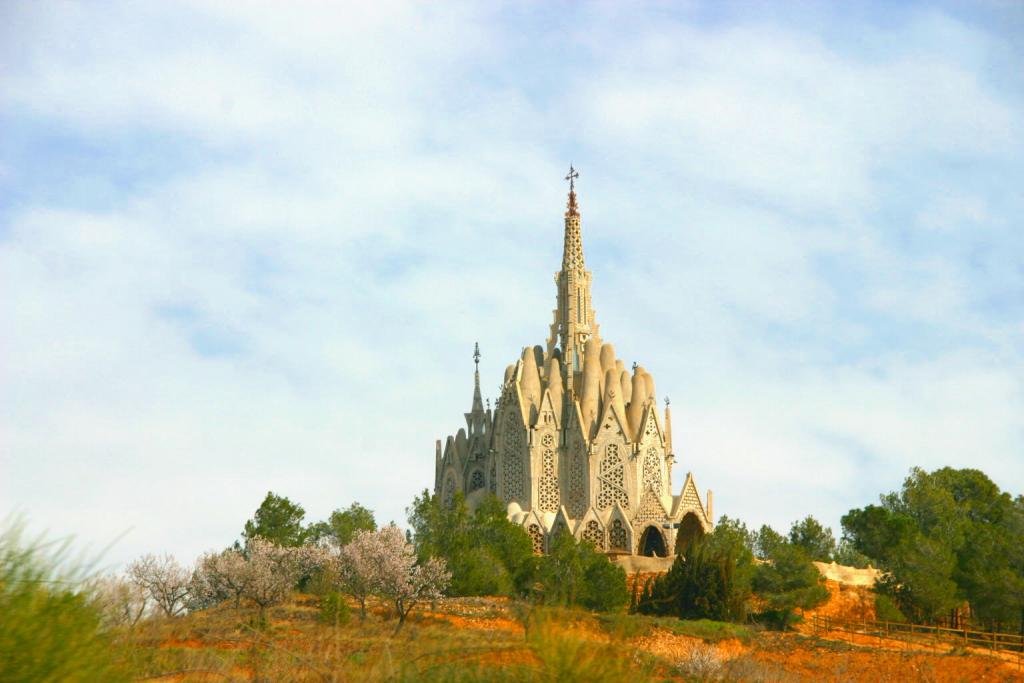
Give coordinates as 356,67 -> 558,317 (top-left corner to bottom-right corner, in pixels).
546,165 -> 600,396
465,342 -> 487,439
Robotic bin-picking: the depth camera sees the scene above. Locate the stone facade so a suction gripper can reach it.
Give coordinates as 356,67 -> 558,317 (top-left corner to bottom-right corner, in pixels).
434,182 -> 713,556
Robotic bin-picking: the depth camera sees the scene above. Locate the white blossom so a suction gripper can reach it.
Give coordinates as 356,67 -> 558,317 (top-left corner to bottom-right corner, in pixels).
127,553 -> 190,617
90,574 -> 148,629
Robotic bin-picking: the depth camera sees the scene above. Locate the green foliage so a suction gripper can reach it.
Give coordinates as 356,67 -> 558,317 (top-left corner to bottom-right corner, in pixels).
874,593 -> 907,623
0,521 -> 129,683
307,502 -> 377,546
637,526 -> 754,622
843,467 -> 1024,628
752,524 -> 785,559
536,531 -> 628,612
833,539 -> 871,568
788,516 -> 836,562
407,490 -> 536,597
318,591 -> 351,626
242,491 -> 308,547
751,540 -> 829,630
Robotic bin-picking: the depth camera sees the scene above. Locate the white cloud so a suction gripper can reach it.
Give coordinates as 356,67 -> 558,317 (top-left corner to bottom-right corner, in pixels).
1,1 -> 1022,568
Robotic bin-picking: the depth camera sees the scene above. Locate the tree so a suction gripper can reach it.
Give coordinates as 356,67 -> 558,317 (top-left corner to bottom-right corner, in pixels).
127,554 -> 190,618
90,575 -> 147,629
335,528 -> 386,620
242,492 -> 307,547
788,516 -> 836,562
372,526 -> 450,632
752,525 -> 785,560
833,539 -> 870,569
240,537 -> 304,625
190,548 -> 251,609
308,502 -> 377,546
751,540 -> 828,629
843,467 -> 1024,629
407,490 -> 536,597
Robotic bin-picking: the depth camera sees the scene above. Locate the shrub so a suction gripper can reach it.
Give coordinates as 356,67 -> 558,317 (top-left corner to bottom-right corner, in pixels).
318,591 -> 351,626
0,520 -> 130,683
637,530 -> 753,622
536,531 -> 628,612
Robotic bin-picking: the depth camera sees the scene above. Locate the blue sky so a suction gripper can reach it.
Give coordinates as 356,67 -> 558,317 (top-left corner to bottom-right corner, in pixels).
1,1 -> 1022,569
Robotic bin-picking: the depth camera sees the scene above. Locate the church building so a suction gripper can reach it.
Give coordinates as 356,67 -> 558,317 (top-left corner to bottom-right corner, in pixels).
434,170 -> 714,557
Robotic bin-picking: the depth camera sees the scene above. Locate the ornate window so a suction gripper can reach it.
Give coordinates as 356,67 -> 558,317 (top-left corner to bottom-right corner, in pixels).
567,441 -> 586,518
581,519 -> 605,550
528,523 -> 544,555
597,443 -> 629,510
442,473 -> 456,508
642,447 -> 663,493
502,412 -> 524,502
609,519 -> 628,551
538,432 -> 559,512
469,469 -> 484,492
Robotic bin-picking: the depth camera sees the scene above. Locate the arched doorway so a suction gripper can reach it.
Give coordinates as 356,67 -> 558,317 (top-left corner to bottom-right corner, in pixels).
638,526 -> 667,557
674,512 -> 706,554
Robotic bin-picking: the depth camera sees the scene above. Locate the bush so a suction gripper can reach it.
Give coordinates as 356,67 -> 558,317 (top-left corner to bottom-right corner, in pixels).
874,593 -> 907,623
536,532 -> 628,612
0,520 -> 130,683
636,529 -> 753,622
318,591 -> 351,626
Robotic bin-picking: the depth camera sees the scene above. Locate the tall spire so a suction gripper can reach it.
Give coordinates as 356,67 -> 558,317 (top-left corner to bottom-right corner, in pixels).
546,165 -> 600,394
472,341 -> 483,412
562,164 -> 583,270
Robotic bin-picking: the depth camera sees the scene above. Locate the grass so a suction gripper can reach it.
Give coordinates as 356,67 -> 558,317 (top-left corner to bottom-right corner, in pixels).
596,612 -> 755,644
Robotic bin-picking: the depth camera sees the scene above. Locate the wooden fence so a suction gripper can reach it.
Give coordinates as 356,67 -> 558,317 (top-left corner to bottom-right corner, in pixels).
811,614 -> 1023,671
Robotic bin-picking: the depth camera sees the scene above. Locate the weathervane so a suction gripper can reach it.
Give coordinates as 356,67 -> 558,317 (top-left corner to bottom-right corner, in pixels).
565,164 -> 579,192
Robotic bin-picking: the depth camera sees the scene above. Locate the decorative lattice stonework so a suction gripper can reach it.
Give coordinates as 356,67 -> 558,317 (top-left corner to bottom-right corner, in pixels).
469,469 -> 484,492
642,447 -> 663,493
597,444 -> 629,511
443,473 -> 456,508
489,458 -> 497,494
538,445 -> 559,512
609,519 -> 628,551
644,411 -> 658,439
528,524 -> 544,555
634,490 -> 666,525
581,519 -> 605,550
503,412 -> 524,502
566,442 -> 586,518
682,482 -> 702,509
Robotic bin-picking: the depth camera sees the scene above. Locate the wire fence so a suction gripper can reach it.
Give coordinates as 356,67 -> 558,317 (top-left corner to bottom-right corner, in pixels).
811,614 -> 1023,671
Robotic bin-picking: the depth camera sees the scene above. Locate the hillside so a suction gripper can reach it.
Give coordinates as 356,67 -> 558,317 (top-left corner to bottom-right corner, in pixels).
122,593 -> 1020,682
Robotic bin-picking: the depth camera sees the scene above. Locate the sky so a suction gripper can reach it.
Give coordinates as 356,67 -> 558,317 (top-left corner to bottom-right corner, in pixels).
1,1 -> 1022,571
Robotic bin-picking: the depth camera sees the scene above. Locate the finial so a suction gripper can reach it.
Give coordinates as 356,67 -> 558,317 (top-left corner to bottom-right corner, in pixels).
565,164 -> 579,192
665,396 -> 671,407
473,341 -> 480,367
564,165 -> 580,217
486,398 -> 491,410
632,361 -> 639,371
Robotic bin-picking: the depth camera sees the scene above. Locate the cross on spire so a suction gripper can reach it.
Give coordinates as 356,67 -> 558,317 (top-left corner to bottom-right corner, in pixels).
565,164 -> 579,192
